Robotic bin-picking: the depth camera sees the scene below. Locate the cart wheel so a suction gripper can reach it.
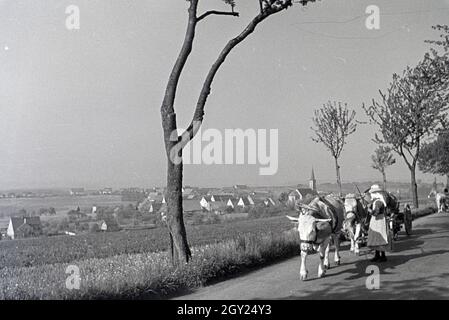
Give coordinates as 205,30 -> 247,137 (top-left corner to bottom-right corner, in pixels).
404,204 -> 412,235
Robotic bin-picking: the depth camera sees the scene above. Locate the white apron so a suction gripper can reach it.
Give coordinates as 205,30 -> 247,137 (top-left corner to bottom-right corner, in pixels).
367,214 -> 388,250
367,197 -> 390,251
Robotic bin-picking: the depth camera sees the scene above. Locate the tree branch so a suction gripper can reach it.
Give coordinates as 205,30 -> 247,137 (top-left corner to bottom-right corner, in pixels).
180,2 -> 293,144
160,0 -> 199,154
399,144 -> 413,170
160,0 -> 198,125
197,10 -> 239,22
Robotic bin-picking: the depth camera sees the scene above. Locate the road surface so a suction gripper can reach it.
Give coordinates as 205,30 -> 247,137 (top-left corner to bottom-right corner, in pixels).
176,212 -> 449,299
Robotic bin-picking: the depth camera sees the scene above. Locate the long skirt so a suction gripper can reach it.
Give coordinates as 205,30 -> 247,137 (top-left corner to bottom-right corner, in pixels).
367,214 -> 389,251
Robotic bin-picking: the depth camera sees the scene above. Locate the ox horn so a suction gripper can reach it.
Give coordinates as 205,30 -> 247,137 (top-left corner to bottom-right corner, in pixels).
286,215 -> 299,222
296,203 -> 319,212
315,218 -> 332,222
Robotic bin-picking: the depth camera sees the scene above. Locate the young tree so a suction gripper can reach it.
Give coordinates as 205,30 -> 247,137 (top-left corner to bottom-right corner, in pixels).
160,0 -> 318,266
311,101 -> 357,197
371,145 -> 396,190
418,131 -> 449,188
364,52 -> 449,208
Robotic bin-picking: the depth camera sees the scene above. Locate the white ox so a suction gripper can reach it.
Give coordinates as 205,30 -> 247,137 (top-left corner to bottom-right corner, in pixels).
428,189 -> 448,213
287,195 -> 345,280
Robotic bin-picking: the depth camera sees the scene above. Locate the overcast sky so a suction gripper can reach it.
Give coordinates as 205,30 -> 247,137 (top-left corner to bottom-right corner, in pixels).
1,0 -> 448,190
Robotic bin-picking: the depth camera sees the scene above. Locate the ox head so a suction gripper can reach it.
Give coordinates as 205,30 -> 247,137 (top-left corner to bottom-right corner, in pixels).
287,202 -> 332,253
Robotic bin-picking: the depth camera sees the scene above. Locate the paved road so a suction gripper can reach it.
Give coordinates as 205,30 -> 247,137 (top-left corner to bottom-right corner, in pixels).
176,212 -> 449,299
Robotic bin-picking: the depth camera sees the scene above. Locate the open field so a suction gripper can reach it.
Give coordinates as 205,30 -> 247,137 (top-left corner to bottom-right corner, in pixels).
0,230 -> 300,300
0,215 -> 293,269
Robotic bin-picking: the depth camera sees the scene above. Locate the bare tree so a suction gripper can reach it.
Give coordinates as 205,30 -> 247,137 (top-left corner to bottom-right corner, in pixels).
311,101 -> 357,197
160,0 -> 318,266
371,145 -> 396,190
364,52 -> 449,208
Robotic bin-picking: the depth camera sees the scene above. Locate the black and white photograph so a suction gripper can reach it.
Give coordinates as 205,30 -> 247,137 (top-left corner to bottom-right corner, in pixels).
1,0 -> 449,304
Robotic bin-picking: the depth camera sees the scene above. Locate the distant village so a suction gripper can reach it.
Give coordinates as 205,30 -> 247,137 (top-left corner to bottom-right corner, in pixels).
0,169 -> 440,241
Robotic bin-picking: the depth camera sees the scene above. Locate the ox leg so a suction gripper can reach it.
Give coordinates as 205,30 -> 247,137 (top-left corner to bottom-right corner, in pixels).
300,250 -> 308,281
318,239 -> 330,277
333,234 -> 341,266
323,240 -> 331,270
354,224 -> 361,255
350,238 -> 355,252
354,241 -> 360,256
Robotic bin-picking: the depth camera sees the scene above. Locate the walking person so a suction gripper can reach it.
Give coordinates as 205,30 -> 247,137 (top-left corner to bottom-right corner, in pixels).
367,184 -> 389,262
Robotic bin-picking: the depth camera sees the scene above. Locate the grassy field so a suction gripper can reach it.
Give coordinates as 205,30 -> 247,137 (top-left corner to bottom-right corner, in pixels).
0,216 -> 293,269
0,215 -> 297,299
0,230 -> 300,300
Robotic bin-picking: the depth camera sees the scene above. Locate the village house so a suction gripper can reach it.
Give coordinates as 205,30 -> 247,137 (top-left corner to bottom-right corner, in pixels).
149,202 -> 164,214
237,195 -> 255,209
200,194 -> 235,212
287,169 -> 319,205
70,188 -> 85,196
210,201 -> 227,214
99,219 -> 120,232
100,220 -> 108,232
263,197 -> 277,207
7,216 -> 42,240
183,199 -> 203,214
99,188 -> 113,195
226,198 -> 239,209
182,187 -> 194,197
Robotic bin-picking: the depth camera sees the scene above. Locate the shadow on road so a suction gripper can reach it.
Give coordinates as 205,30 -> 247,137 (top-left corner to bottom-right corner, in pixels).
277,223 -> 449,299
280,272 -> 449,300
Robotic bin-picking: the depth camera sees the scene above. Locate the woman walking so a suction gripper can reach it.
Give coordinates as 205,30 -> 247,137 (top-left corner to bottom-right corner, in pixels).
367,184 -> 389,262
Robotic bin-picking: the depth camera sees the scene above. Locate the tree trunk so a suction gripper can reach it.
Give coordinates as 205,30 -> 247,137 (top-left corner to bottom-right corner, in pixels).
165,159 -> 191,265
161,108 -> 192,266
334,157 -> 342,197
410,166 -> 419,209
382,171 -> 387,191
446,175 -> 449,189
159,1 -> 198,266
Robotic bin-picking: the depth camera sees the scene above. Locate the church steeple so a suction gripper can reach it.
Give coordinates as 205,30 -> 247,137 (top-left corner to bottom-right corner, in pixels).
309,168 -> 317,192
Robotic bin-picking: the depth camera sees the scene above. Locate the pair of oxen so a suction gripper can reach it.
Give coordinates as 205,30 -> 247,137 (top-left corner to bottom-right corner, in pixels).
287,194 -> 368,281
